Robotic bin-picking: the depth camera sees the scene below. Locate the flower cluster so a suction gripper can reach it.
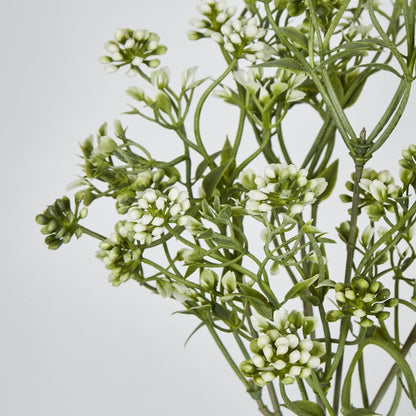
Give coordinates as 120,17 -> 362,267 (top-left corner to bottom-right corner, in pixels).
96,222 -> 142,287
275,0 -> 341,30
399,144 -> 416,188
188,1 -> 273,62
233,68 -> 309,109
240,163 -> 327,216
115,169 -> 179,215
240,309 -> 325,386
36,196 -> 87,250
341,168 -> 400,222
126,185 -> 190,245
326,277 -> 398,327
156,278 -> 198,303
100,28 -> 167,75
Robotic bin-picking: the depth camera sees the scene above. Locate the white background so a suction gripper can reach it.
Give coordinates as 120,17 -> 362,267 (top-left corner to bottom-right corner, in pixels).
1,0 -> 415,415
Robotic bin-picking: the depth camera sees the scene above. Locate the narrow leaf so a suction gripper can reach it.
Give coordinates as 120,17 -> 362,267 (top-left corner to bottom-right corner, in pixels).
286,400 -> 326,416
317,159 -> 339,202
255,58 -> 305,73
202,161 -> 231,197
343,409 -> 381,416
238,283 -> 274,319
284,275 -> 319,302
195,150 -> 222,180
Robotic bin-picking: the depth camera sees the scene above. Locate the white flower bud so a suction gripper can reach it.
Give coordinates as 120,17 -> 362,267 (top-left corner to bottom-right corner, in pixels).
274,309 -> 289,330
286,334 -> 299,349
289,350 -> 301,363
151,66 -> 170,89
299,351 -> 311,364
252,354 -> 265,368
200,269 -> 218,290
307,356 -> 320,369
289,366 -> 302,377
152,226 -> 164,237
221,271 -> 237,294
134,29 -> 149,41
248,190 -> 268,201
262,371 -> 276,382
258,335 -> 271,349
134,231 -> 147,241
273,360 -> 286,370
132,56 -> 144,66
263,345 -> 274,362
125,38 -> 135,49
300,339 -> 314,352
369,179 -> 387,201
105,65 -> 119,73
251,314 -> 269,332
300,367 -> 312,378
134,223 -> 147,232
140,214 -> 153,225
126,68 -> 138,77
353,309 -> 367,318
190,18 -> 206,29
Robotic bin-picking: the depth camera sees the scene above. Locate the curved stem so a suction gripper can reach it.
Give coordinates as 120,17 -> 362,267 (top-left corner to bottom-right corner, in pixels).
194,58 -> 237,168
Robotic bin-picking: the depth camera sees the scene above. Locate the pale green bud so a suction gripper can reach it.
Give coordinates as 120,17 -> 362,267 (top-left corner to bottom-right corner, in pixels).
369,179 -> 387,202
200,269 -> 219,290
79,207 -> 88,219
151,66 -> 170,89
155,91 -> 172,114
221,271 -> 237,294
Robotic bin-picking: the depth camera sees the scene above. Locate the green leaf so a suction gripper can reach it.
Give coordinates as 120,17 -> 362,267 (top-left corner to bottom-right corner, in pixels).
184,264 -> 199,278
333,38 -> 387,52
343,409 -> 381,416
238,283 -> 273,319
255,58 -> 305,73
202,161 -> 231,197
284,275 -> 319,302
317,159 -> 339,202
286,400 -> 326,416
355,62 -> 403,79
278,27 -> 308,50
329,72 -> 344,102
195,150 -> 222,180
183,322 -> 206,347
315,279 -> 336,289
210,235 -> 242,251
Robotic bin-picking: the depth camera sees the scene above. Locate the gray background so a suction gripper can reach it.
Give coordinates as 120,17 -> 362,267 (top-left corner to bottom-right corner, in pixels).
1,0 -> 415,415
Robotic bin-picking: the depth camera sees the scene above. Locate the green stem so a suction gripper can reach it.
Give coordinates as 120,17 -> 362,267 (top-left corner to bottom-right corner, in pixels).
206,323 -> 249,388
358,353 -> 369,408
370,323 -> 416,411
194,58 -> 237,168
310,371 -> 336,416
267,383 -> 283,416
79,226 -> 106,241
332,162 -> 364,416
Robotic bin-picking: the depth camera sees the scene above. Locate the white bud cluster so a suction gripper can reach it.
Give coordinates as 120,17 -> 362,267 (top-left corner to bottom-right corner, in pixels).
156,278 -> 198,303
231,68 -> 308,109
240,308 -> 325,386
359,169 -> 399,203
239,164 -> 327,216
125,186 -> 190,245
342,168 -> 400,222
188,1 -> 273,62
96,222 -> 142,287
100,28 -> 167,75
